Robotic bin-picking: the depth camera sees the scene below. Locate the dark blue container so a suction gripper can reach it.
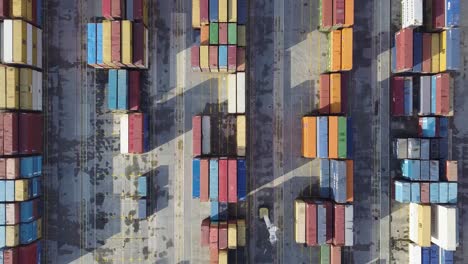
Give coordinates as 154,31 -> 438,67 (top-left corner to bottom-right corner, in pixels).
219,202 -> 228,220
37,0 -> 42,27
20,221 -> 36,245
192,159 -> 200,198
33,156 -> 42,176
319,159 -> 330,198
421,117 -> 436,137
446,28 -> 460,71
439,247 -> 454,264
422,247 -> 431,264
439,137 -> 449,160
429,161 -> 439,181
420,139 -> 430,160
237,0 -> 248,24
237,159 -> 247,201
403,78 -> 413,115
20,157 -> 35,178
20,200 -> 34,223
209,0 -> 219,22
430,244 -> 439,264
117,70 -> 128,110
439,117 -> 449,138
445,0 -> 460,27
108,70 -> 118,110
127,0 -> 134,21
87,23 -> 96,65
391,39 -> 396,73
413,32 -> 422,72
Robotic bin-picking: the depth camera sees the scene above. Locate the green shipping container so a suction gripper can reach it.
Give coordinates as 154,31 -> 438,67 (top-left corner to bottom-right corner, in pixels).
228,23 -> 237,45
320,245 -> 330,264
338,117 -> 347,158
210,23 -> 219,45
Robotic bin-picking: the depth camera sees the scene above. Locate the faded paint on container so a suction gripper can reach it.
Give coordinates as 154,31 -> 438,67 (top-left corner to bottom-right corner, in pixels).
236,115 -> 246,156
294,199 -> 306,244
200,159 -> 209,202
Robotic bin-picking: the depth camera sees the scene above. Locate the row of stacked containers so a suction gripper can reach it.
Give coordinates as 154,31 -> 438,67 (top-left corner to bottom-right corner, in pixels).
191,0 -> 247,262
391,0 -> 459,262
86,0 -> 150,218
297,1 -> 354,263
0,0 -> 43,263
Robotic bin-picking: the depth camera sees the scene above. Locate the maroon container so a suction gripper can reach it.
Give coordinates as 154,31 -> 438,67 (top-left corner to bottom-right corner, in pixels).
200,0 -> 209,25
6,203 -> 19,225
2,113 -> 19,155
200,159 -> 209,202
19,113 -> 31,154
331,245 -> 342,264
201,218 -> 210,246
446,161 -> 458,182
392,77 -> 404,116
227,159 -> 237,203
218,159 -> 228,202
228,45 -> 236,72
191,46 -> 201,72
306,202 -> 317,246
396,28 -> 413,72
192,116 -> 202,156
32,0 -> 37,25
133,23 -> 146,68
333,0 -> 345,26
319,74 -> 330,114
209,46 -> 218,72
129,71 -> 141,111
432,0 -> 445,29
325,201 -> 333,244
129,113 -> 144,153
420,183 -> 430,203
111,0 -> 123,19
111,21 -> 123,67
4,248 -> 19,264
236,47 -> 246,72
6,158 -> 19,179
18,242 -> 38,264
321,0 -> 333,29
102,0 -> 112,19
422,33 -> 432,73
437,73 -> 450,115
0,0 -> 9,18
133,0 -> 145,23
218,222 -> 228,250
219,23 -> 228,44
333,204 -> 345,246
209,223 -> 218,249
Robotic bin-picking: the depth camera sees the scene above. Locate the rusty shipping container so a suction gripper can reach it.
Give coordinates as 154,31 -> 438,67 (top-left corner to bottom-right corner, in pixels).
306,202 -> 317,246
422,33 -> 432,73
209,46 -> 218,72
200,159 -> 209,202
396,28 -> 413,72
333,205 -> 345,246
192,116 -> 202,156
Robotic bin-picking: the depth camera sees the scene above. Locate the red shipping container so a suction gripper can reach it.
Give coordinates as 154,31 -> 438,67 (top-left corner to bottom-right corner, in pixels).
200,159 -> 209,202
0,113 -> 3,154
209,247 -> 218,264
219,23 -> 228,44
325,201 -> 333,244
4,248 -> 19,264
228,45 -> 237,73
209,223 -> 218,249
331,245 -> 342,264
218,159 -> 228,202
111,21 -> 123,67
333,205 -> 345,246
306,202 -> 317,246
111,0 -> 123,19
6,158 -> 19,179
436,73 -> 450,115
392,77 -> 404,116
422,33 -> 432,73
133,23 -> 146,68
432,0 -> 445,29
227,159 -> 237,203
0,159 -> 5,179
321,0 -> 333,29
236,47 -> 246,72
319,74 -> 330,114
102,0 -> 112,19
6,203 -> 19,225
200,0 -> 209,25
218,222 -> 228,249
209,46 -> 218,72
3,113 -> 19,155
421,183 -> 430,203
396,28 -> 413,72
191,46 -> 201,71
133,0 -> 145,23
333,0 -> 345,26
18,242 -> 38,264
192,116 -> 202,156
129,71 -> 141,111
129,113 -> 144,153
201,218 -> 210,246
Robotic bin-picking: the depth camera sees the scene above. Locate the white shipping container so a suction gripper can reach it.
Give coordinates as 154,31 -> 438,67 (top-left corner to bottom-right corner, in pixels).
27,23 -> 32,65
344,204 -> 353,246
120,115 -> 129,154
236,72 -> 245,114
294,200 -> 306,244
419,76 -> 431,115
144,28 -> 149,68
37,28 -> 42,68
227,74 -> 236,113
202,116 -> 211,155
2,20 -> 13,63
431,205 -> 458,251
409,242 -> 422,264
402,0 -> 423,28
409,203 -> 418,244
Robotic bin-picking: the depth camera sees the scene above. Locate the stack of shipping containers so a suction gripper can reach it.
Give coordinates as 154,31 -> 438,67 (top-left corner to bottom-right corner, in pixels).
298,1 -> 354,262
0,0 -> 44,262
391,1 -> 460,262
191,0 -> 248,262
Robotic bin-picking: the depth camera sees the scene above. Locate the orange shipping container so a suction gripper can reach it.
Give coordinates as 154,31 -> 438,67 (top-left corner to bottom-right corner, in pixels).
329,30 -> 342,72
346,160 -> 353,202
302,117 -> 317,158
344,0 -> 354,27
328,116 -> 338,159
201,25 -> 210,45
341,28 -> 353,71
330,73 -> 341,113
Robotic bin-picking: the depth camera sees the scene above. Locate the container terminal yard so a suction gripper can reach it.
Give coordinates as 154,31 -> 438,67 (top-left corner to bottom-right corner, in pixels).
0,0 -> 467,263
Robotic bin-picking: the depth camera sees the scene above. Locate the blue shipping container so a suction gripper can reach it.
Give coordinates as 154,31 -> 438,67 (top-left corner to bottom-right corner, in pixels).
439,182 -> 448,203
138,176 -> 148,197
391,40 -> 396,73
237,0 -> 248,24
209,0 -> 219,22
319,159 -> 330,198
127,0 -> 134,21
316,203 -> 327,245
97,23 -> 103,65
448,182 -> 457,203
404,78 -> 413,115
20,157 -> 34,178
395,181 -> 410,203
209,159 -> 219,201
0,181 -> 4,202
192,159 -> 200,198
219,202 -> 228,221
439,117 -> 448,138
33,156 -> 42,176
445,0 -> 460,27
430,244 -> 439,264
411,183 -> 420,202
37,241 -> 42,264
439,137 -> 449,160
430,183 -> 439,203
413,32 -> 422,72
446,28 -> 460,71
219,45 -> 227,69
138,199 -> 147,219
37,0 -> 42,27
420,160 -> 430,181
439,248 -> 454,264
87,23 -> 96,65
0,226 -> 5,249
431,76 -> 437,114
31,177 -> 40,198
422,247 -> 431,263
5,181 -> 14,202
429,161 -> 439,181
420,139 -> 430,160
117,70 -> 128,110
331,160 -> 346,203
210,201 -> 219,221
421,117 -> 436,137
0,204 -> 4,225
20,200 -> 34,223
20,221 -> 35,245
317,117 -> 328,158
237,159 -> 247,201
108,70 -> 118,109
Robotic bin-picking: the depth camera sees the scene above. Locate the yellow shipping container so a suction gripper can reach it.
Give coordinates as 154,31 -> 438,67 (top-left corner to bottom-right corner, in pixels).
302,116 -> 317,158
344,0 -> 354,27
13,20 -> 27,64
330,73 -> 341,113
200,45 -> 209,71
19,68 -> 32,110
329,30 -> 342,72
219,0 -> 228,22
341,28 -> 353,71
192,0 -> 200,28
32,27 -> 37,66
15,179 -> 29,201
6,67 -> 19,109
218,250 -> 228,264
237,25 -> 246,47
6,225 -> 19,247
0,66 -> 5,108
228,222 -> 237,249
237,219 -> 246,247
102,20 -> 112,67
11,0 -> 27,19
26,0 -> 32,21
37,218 -> 42,239
439,31 -> 447,72
418,204 -> 431,247
431,33 -> 440,73
228,0 -> 237,22
294,199 -> 306,244
122,20 -> 133,66
237,115 -> 246,156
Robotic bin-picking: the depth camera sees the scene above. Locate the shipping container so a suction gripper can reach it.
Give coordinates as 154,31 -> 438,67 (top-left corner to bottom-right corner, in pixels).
192,159 -> 201,198
218,250 -> 228,264
209,22 -> 219,45
209,46 -> 218,72
228,159 -> 237,203
420,139 -> 430,160
330,245 -> 341,264
218,159 -> 228,202
445,160 -> 457,182
227,45 -> 236,72
192,0 -> 201,28
87,23 -> 97,66
227,74 -> 236,113
402,0 -> 423,28
341,28 -> 353,71
237,159 -> 247,201
209,222 -> 219,249
218,221 -> 228,249
200,159 -> 209,202
228,0 -> 237,22
439,247 -> 454,264
209,159 -> 218,201
333,0 -> 345,27
408,138 -> 420,159
328,116 -> 338,159
218,0 -> 227,22
447,182 -> 457,203
395,138 -> 408,159
317,117 -> 328,158
395,180 -> 411,203
422,33 -> 432,73
396,28 -> 413,72
237,0 -> 247,24
306,202 -> 317,246
329,74 -> 341,113
191,46 -> 201,71
137,176 -> 147,198
333,204 -> 345,245
430,182 -> 440,203
228,23 -> 237,45
294,199 -> 306,244
344,0 -> 354,27
200,0 -> 209,25
201,25 -> 209,45
236,115 -> 246,156
344,204 -> 353,246
411,182 -> 421,202
431,205 -> 458,250
219,45 -> 227,72
392,77 -> 405,116
329,30 -> 341,72
200,45 -> 209,71
320,159 -> 330,198
111,21 -> 122,67
119,114 -> 128,153
440,29 -> 460,72
413,32 -> 422,72
237,25 -> 246,47
210,202 -> 219,221
403,77 -> 413,115
202,116 -> 211,155
236,72 -> 246,114
237,219 -> 246,247
445,0 -> 460,27
320,245 -> 330,264
228,220 -> 236,249
319,0 -> 333,31
431,33 -> 440,73
201,218 -> 210,246
302,117 -> 317,158
419,76 -> 431,115
319,74 -> 330,114
209,247 -> 218,263
237,47 -> 245,72
117,70 -> 128,109
209,0 -> 218,22
433,0 -> 445,29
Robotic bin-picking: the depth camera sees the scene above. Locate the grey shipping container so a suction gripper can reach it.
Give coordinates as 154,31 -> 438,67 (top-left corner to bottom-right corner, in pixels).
408,138 -> 421,159
138,199 -> 147,219
320,159 -> 331,198
202,116 -> 211,155
430,139 -> 440,159
421,160 -> 430,181
430,160 -> 439,181
419,76 -> 431,115
344,204 -> 353,246
420,139 -> 430,160
317,203 -> 327,245
396,138 -> 408,159
331,160 -> 347,203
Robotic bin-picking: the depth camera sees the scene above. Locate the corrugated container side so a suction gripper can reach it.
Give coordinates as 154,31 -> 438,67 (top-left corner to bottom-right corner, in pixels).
192,0 -> 201,28
341,28 -> 353,71
319,159 -> 330,198
236,115 -> 246,156
192,159 -> 200,198
329,30 -> 342,72
209,159 -> 218,201
328,116 -> 338,159
202,116 -> 211,154
346,160 -> 353,202
317,203 -> 327,245
294,200 -> 306,244
333,205 -> 345,245
209,0 -> 218,22
422,33 -> 432,73
200,159 -> 209,202
445,28 -> 460,71
218,159 -> 228,202
317,117 -> 328,158
333,0 -> 345,26
320,0 -> 333,31
344,0 -> 354,27
413,32 -> 422,72
236,72 -> 246,114
320,245 -> 330,263
237,0 -> 247,24
227,45 -> 236,72
319,74 -> 330,114
237,159 -> 247,201
200,0 -> 209,25
344,204 -> 353,246
227,159 -> 237,203
108,70 -> 119,109
306,202 -> 317,246
392,77 -> 405,116
237,219 -> 246,246
433,0 -> 445,29
236,47 -> 245,72
191,46 -> 201,71
227,73 -> 236,113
